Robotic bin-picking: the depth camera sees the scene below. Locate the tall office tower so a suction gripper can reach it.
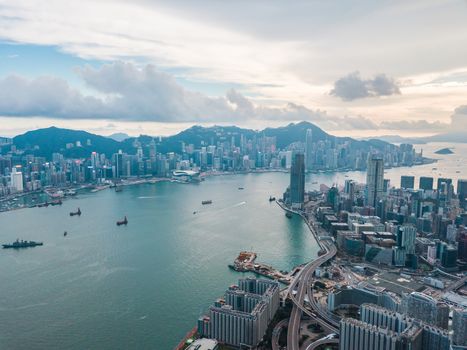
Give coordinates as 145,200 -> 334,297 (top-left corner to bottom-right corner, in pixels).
10,167 -> 24,192
366,155 -> 384,207
402,292 -> 449,329
441,245 -> 458,269
419,176 -> 434,191
394,225 -> 417,267
305,129 -> 313,171
198,278 -> 279,348
149,138 -> 157,160
400,175 -> 415,189
452,308 -> 467,346
114,150 -> 124,178
437,178 -> 452,191
290,152 -> 305,209
398,225 -> 416,253
458,179 -> 467,207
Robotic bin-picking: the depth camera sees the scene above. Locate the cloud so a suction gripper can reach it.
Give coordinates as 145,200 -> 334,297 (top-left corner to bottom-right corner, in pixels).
0,62 -> 332,124
330,71 -> 400,101
451,105 -> 467,130
0,61 -> 463,134
0,75 -> 106,118
380,119 -> 449,131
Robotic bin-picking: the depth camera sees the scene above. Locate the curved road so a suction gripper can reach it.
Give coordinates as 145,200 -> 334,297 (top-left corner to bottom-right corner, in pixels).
272,318 -> 288,350
305,337 -> 339,350
287,231 -> 338,350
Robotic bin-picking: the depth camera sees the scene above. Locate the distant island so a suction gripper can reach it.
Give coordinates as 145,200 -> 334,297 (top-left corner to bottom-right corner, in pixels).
434,147 -> 454,155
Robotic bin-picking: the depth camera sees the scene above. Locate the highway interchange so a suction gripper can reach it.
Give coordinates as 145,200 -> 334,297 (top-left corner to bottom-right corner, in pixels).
286,210 -> 340,350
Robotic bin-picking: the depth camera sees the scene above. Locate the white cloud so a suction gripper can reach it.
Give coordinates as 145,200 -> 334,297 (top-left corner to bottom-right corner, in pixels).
0,62 -> 386,131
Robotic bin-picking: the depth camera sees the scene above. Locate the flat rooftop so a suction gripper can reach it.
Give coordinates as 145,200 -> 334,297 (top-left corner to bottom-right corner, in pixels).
186,338 -> 218,350
369,272 -> 425,295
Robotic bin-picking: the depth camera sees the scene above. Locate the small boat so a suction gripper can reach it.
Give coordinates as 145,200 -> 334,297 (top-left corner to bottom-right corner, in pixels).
269,196 -> 276,202
63,231 -> 68,237
202,200 -> 213,205
117,216 -> 128,226
193,211 -> 197,215
2,239 -> 43,249
286,212 -> 293,218
238,187 -> 244,190
70,208 -> 81,216
115,185 -> 123,192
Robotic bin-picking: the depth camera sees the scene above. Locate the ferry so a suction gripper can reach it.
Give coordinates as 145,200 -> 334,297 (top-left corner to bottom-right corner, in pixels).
70,208 -> 81,216
3,239 -> 43,249
201,200 -> 212,205
117,216 -> 128,226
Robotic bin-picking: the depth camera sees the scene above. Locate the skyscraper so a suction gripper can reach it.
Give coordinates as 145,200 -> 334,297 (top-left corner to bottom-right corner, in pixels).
290,152 -> 305,209
10,167 -> 23,192
400,175 -> 415,189
366,155 -> 384,207
305,128 -> 313,171
458,179 -> 467,207
114,150 -> 124,178
419,176 -> 434,191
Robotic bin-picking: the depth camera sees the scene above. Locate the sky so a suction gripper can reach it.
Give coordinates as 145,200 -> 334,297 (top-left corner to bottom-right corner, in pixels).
1,0 -> 467,138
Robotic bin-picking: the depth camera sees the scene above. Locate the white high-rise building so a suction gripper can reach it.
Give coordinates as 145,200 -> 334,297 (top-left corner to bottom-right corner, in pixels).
10,167 -> 23,192
366,155 -> 384,207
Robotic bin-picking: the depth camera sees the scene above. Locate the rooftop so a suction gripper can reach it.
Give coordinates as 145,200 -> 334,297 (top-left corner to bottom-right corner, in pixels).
186,338 -> 218,350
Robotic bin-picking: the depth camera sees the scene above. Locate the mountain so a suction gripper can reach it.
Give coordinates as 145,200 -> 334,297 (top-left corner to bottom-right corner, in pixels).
12,126 -> 129,158
108,132 -> 130,142
10,122 -> 397,159
372,131 -> 467,144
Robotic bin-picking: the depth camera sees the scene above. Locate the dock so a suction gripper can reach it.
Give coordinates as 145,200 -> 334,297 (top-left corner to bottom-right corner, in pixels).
229,251 -> 292,284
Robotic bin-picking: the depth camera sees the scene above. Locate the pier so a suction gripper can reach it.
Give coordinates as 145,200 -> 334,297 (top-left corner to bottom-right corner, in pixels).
229,251 -> 295,284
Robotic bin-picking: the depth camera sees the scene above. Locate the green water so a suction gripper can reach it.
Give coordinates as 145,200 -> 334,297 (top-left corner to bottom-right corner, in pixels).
0,173 -> 319,350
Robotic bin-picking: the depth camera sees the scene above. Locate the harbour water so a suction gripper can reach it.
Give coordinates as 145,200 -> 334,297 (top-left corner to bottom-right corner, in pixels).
0,142 -> 465,349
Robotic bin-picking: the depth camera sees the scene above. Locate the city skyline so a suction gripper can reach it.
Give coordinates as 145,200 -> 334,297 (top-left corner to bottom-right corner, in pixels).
1,2 -> 466,349
1,1 -> 467,138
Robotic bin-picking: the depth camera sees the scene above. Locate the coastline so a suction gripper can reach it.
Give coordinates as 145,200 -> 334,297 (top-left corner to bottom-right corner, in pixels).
0,158 -> 439,214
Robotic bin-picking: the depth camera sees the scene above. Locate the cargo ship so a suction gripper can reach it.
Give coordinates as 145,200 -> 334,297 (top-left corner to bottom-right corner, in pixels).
3,239 -> 43,249
201,200 -> 212,205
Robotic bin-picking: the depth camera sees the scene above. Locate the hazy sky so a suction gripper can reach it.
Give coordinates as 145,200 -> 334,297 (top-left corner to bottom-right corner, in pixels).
1,0 -> 467,137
